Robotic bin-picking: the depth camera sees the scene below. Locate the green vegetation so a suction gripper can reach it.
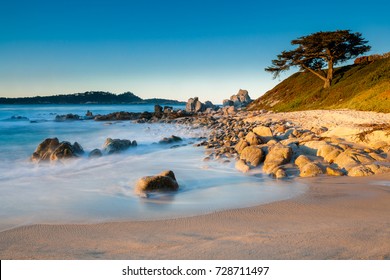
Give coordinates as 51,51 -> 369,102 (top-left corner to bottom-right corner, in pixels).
249,56 -> 390,113
0,91 -> 185,105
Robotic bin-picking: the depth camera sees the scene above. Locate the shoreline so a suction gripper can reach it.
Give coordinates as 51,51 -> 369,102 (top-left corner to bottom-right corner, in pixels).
1,108 -> 390,259
1,173 -> 389,260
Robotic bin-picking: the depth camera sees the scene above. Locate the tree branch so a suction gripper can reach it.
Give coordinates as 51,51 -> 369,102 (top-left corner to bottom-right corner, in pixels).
300,64 -> 327,82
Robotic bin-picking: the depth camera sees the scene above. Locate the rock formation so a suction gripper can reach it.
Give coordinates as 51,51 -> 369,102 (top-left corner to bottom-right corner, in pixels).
223,89 -> 252,108
31,138 -> 84,162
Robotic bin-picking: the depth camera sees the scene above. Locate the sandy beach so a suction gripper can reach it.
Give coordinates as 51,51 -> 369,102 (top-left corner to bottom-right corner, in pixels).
0,173 -> 389,260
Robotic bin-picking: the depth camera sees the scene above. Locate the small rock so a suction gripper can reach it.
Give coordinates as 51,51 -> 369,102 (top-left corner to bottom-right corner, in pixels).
89,149 -> 103,158
235,159 -> 250,173
159,135 -> 183,144
103,138 -> 135,154
135,170 -> 179,194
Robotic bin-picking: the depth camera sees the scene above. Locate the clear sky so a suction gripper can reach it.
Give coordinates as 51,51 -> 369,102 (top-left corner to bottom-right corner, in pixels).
1,0 -> 389,103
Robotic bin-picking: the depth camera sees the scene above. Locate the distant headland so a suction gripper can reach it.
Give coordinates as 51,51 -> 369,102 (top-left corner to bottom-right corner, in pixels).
0,91 -> 186,105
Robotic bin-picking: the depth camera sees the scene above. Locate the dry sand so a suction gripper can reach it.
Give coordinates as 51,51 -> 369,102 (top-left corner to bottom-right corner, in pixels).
0,174 -> 389,260
1,109 -> 390,260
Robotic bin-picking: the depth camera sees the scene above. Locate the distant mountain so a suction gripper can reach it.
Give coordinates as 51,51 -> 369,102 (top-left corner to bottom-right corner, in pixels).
0,91 -> 186,105
248,55 -> 390,113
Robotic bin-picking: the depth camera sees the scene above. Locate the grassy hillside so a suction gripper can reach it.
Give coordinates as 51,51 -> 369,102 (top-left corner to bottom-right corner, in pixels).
248,56 -> 390,113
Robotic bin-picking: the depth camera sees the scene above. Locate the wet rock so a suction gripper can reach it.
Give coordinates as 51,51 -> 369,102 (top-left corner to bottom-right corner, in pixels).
94,111 -> 140,121
240,146 -> 264,167
135,170 -> 179,194
103,138 -> 136,154
85,110 -> 93,119
31,138 -> 84,162
154,105 -> 163,117
88,149 -> 103,158
235,159 -> 250,173
55,114 -> 81,121
159,135 -> 183,144
50,141 -> 83,161
272,168 -> 287,179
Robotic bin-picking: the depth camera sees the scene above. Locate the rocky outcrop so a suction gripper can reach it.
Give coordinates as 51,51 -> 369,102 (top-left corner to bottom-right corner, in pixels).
31,138 -> 84,162
185,97 -> 216,113
103,138 -> 137,154
135,170 -> 179,194
94,111 -> 141,121
354,52 -> 390,64
223,89 -> 252,108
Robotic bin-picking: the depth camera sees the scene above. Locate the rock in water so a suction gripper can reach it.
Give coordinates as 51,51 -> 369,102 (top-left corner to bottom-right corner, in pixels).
154,105 -> 163,117
159,135 -> 183,144
88,149 -> 103,158
240,146 -> 264,167
135,170 -> 179,194
31,138 -> 84,162
103,138 -> 136,154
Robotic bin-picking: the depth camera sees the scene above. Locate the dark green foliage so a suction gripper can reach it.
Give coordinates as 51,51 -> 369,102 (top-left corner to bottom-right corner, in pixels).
0,91 -> 186,105
265,30 -> 371,88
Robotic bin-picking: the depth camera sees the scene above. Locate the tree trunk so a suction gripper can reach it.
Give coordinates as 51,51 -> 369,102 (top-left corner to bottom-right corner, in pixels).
324,59 -> 334,89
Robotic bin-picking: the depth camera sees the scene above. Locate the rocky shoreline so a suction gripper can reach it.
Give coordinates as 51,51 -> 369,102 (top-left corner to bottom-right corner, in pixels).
31,97 -> 390,194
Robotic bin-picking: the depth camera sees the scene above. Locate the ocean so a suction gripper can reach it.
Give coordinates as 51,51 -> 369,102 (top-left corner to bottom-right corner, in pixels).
0,104 -> 305,231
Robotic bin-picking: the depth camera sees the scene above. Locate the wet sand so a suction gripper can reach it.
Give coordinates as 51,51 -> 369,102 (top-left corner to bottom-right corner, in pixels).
1,173 -> 389,260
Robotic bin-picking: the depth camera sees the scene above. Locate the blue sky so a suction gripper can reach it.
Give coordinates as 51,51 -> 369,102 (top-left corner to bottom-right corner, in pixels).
0,0 -> 389,103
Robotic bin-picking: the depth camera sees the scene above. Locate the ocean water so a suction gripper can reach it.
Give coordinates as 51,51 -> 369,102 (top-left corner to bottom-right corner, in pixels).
0,104 -> 306,231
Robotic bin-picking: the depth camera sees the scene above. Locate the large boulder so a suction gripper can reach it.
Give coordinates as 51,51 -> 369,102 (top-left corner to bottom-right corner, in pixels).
185,97 -> 208,113
240,146 -> 264,167
263,143 -> 292,173
222,89 -> 252,108
135,170 -> 179,194
103,138 -> 136,154
253,125 -> 273,142
31,138 -> 84,162
234,139 -> 249,154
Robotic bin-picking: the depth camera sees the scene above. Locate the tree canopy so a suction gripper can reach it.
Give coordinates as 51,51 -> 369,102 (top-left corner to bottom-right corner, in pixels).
265,30 -> 371,88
